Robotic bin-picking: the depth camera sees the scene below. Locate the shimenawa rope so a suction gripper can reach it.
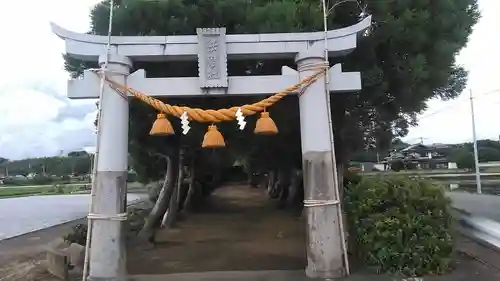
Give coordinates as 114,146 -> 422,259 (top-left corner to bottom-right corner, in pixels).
96,63 -> 328,123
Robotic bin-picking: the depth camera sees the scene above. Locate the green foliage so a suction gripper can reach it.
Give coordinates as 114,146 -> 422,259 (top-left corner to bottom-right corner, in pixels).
0,157 -> 8,166
344,170 -> 362,186
31,175 -> 53,185
350,150 -> 381,162
478,146 -> 500,162
0,185 -> 76,198
65,0 -> 479,182
404,162 -> 418,170
0,186 -> 51,198
390,160 -> 404,172
2,175 -> 54,185
127,171 -> 137,183
352,138 -> 500,167
3,154 -> 91,177
344,176 -> 454,276
454,150 -> 475,170
52,184 -> 66,194
431,140 -> 500,164
457,152 -> 476,169
63,224 -> 88,246
67,151 -> 89,157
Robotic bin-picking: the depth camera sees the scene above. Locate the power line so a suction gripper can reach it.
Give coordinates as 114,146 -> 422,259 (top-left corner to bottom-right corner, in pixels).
419,88 -> 500,120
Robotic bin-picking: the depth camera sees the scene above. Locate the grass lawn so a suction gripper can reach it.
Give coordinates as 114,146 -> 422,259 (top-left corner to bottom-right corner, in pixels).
0,185 -> 80,199
0,182 -> 147,199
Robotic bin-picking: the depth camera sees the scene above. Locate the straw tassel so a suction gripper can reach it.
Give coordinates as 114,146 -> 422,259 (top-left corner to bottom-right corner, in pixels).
254,112 -> 278,135
202,125 -> 226,148
149,113 -> 174,136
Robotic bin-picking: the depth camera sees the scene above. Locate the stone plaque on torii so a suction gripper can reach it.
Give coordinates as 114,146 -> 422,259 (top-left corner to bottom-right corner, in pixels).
51,16 -> 371,281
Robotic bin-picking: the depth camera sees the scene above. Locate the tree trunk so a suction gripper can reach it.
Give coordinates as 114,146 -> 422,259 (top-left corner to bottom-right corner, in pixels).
267,169 -> 279,199
148,180 -> 163,203
277,167 -> 292,209
138,152 -> 178,242
183,162 -> 197,212
290,169 -> 304,216
336,162 -> 345,199
162,148 -> 185,228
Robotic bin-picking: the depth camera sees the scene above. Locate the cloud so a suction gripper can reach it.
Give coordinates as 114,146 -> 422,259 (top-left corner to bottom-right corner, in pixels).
0,0 -> 101,160
0,118 -> 96,160
404,0 -> 500,145
0,0 -> 498,160
0,83 -> 97,159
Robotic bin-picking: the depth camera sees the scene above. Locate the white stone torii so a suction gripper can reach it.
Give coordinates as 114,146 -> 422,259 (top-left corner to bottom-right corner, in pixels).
51,16 -> 371,281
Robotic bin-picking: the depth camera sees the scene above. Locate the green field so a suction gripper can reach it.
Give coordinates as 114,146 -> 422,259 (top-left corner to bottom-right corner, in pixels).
0,185 -> 76,199
0,182 -> 147,199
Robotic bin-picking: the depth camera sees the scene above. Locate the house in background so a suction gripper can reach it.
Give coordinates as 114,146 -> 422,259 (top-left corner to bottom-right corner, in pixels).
383,143 -> 456,171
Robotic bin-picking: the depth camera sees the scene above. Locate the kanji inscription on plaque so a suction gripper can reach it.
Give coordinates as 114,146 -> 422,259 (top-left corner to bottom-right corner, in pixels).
197,28 -> 228,89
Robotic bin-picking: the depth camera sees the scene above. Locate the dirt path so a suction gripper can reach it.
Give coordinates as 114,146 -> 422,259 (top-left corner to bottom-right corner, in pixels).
2,184 -> 499,280
128,184 -> 306,275
0,219 -> 86,281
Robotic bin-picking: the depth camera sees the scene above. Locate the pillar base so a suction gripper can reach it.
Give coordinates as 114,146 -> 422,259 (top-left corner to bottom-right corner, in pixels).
305,267 -> 345,280
87,277 -> 129,281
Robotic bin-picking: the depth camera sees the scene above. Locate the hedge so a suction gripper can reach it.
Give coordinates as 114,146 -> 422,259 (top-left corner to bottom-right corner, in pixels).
343,174 -> 454,277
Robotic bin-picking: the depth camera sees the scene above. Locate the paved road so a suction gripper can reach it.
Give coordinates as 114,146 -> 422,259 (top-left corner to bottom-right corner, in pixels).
0,190 -> 495,242
0,193 -> 145,240
448,192 -> 500,221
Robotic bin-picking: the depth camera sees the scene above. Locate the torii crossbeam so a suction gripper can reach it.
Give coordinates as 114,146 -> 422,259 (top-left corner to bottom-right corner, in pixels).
52,16 -> 371,281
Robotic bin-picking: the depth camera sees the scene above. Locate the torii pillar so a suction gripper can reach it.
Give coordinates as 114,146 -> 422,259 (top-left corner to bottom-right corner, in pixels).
51,16 -> 371,281
89,54 -> 131,281
297,49 -> 345,279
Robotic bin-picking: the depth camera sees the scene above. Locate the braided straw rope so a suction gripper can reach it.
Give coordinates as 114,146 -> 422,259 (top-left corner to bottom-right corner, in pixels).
103,64 -> 327,123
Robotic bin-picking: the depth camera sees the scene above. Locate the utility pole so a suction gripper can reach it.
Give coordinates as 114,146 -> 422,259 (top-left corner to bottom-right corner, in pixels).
469,89 -> 482,194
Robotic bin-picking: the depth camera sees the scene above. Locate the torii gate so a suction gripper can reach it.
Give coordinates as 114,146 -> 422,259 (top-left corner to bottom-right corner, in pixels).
51,16 -> 371,281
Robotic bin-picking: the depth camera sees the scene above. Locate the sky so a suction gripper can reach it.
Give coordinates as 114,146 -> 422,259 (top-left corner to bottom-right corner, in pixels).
0,0 -> 499,160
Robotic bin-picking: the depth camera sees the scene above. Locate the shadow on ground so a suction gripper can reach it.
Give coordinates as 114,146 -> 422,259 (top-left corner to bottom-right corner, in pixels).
127,184 -> 306,275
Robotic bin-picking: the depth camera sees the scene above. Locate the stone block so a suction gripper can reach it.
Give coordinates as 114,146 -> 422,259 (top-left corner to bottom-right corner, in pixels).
66,243 -> 86,269
46,248 -> 69,280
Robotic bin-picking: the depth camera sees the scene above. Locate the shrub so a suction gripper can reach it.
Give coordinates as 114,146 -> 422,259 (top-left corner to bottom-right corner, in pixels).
390,160 -> 404,171
344,170 -> 362,186
343,176 -> 454,277
32,175 -> 52,185
52,184 -> 65,194
405,162 -> 418,170
78,184 -> 90,191
63,224 -> 88,246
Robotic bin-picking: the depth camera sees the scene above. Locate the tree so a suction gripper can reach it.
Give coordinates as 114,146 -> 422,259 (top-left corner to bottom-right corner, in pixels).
0,158 -> 8,176
68,151 -> 89,157
1,155 -> 92,176
66,0 -> 479,197
454,150 -> 475,170
390,160 -> 404,172
349,150 -> 381,162
391,138 -> 410,151
478,147 -> 500,162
